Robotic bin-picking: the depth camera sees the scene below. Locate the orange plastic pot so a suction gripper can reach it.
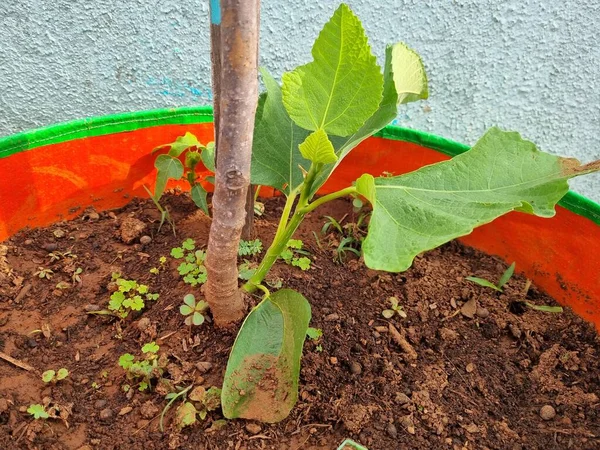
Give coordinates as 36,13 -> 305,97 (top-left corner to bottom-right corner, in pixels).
1,107 -> 598,330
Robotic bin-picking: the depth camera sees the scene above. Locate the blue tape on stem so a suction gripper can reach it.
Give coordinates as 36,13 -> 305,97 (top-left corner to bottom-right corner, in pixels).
210,0 -> 221,25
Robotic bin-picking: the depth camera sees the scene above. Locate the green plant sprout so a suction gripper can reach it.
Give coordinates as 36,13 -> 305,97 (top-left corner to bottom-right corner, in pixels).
118,342 -> 164,391
382,296 -> 407,319
171,239 -> 208,286
238,239 -> 263,257
321,213 -> 369,263
517,279 -> 564,314
148,133 -> 216,230
237,260 -> 257,281
34,267 -> 53,280
92,273 -> 159,318
48,249 -> 77,263
55,281 -> 70,290
27,404 -> 49,420
279,239 -> 311,270
42,368 -> 69,383
216,3 -> 600,424
466,262 -> 516,292
306,327 -> 323,340
72,267 -> 83,284
150,256 -> 168,275
180,294 -> 209,326
173,386 -> 222,430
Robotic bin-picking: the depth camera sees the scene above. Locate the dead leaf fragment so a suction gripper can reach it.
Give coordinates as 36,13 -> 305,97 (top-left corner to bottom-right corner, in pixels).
460,297 -> 478,319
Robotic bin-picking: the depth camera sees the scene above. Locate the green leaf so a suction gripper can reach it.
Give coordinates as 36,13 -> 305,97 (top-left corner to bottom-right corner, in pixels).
154,154 -> 184,200
119,353 -> 135,370
251,68 -> 311,195
185,150 -> 203,172
201,142 -> 216,172
165,132 -> 201,157
391,42 -> 428,104
382,309 -> 395,319
465,276 -> 502,291
27,404 -> 49,419
175,402 -> 197,429
56,368 -> 69,381
142,342 -> 159,354
222,289 -> 311,422
357,127 -> 600,272
282,4 -> 383,136
42,370 -> 55,383
191,184 -> 209,215
306,327 -> 322,340
183,294 -> 196,308
170,247 -> 184,258
192,312 -> 205,326
498,262 -> 516,289
178,303 -> 194,316
525,301 -> 564,313
310,43 -> 409,197
182,239 -> 195,250
108,291 -> 125,311
204,387 -> 222,411
298,129 -> 337,164
292,257 -> 311,270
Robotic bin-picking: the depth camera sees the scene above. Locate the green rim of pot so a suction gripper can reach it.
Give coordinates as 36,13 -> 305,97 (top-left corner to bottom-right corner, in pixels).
0,106 -> 598,225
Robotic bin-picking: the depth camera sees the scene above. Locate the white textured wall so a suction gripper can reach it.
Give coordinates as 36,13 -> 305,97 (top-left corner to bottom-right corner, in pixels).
1,0 -> 598,201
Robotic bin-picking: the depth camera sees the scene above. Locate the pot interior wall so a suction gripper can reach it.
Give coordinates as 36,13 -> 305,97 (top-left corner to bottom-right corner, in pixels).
1,111 -> 598,331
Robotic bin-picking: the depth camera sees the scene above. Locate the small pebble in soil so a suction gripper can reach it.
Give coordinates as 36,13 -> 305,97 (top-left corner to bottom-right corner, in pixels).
324,313 -> 340,321
84,304 -> 101,312
509,324 -> 522,339
53,229 -> 66,238
386,423 -> 398,438
195,362 -> 213,373
476,307 -> 490,318
24,239 -> 33,245
330,357 -> 338,365
137,317 -> 151,331
99,408 -> 113,421
540,405 -> 556,421
94,400 -> 107,409
118,406 -> 133,416
466,363 -> 475,373
42,242 -> 58,252
349,361 -> 362,375
245,423 -> 261,435
0,398 -> 9,413
140,235 -> 152,245
395,392 -> 411,405
27,338 -> 37,348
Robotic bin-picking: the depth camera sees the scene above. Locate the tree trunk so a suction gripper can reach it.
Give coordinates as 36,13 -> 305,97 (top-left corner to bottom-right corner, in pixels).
209,0 -> 221,159
205,0 -> 260,327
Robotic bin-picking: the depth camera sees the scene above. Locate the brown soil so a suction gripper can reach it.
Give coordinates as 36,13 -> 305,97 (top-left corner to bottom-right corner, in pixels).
0,193 -> 599,450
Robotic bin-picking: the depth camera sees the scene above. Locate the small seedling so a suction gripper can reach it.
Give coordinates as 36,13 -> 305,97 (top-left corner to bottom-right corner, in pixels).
382,296 -> 407,319
42,368 -> 69,383
27,404 -> 49,420
72,267 -> 83,284
466,262 -> 516,292
513,279 -> 564,314
280,239 -> 311,270
238,239 -> 263,257
150,256 -> 167,275
34,267 -> 54,280
118,342 -> 164,392
92,273 -> 159,319
180,294 -> 209,326
171,239 -> 208,286
306,327 -> 323,340
148,133 -> 216,232
321,213 -> 368,263
55,281 -> 70,290
48,249 -> 77,262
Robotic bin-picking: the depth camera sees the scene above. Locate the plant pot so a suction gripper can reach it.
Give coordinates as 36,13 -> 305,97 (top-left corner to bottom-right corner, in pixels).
2,107 -> 598,331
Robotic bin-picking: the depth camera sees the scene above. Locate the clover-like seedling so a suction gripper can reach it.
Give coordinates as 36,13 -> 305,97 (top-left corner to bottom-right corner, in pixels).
104,274 -> 159,318
27,404 -> 49,420
34,267 -> 54,280
119,342 -> 163,391
180,294 -> 209,326
238,239 -> 263,257
72,267 -> 83,284
171,239 -> 208,286
42,368 -> 69,383
466,262 -> 515,292
280,239 -> 311,270
306,327 -> 323,341
382,296 -> 407,319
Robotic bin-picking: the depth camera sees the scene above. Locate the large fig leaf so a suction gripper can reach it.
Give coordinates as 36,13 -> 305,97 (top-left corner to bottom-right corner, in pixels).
311,42 -> 425,196
221,289 -> 311,423
251,68 -> 311,195
357,127 -> 600,272
282,4 -> 383,137
154,154 -> 184,200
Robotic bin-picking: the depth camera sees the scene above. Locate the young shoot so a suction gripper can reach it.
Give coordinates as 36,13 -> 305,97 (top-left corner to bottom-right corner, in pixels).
280,239 -> 311,270
171,239 -> 207,286
27,404 -> 49,420
466,262 -> 516,292
382,296 -> 407,319
180,294 -> 209,326
118,342 -> 164,391
42,368 -> 69,383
